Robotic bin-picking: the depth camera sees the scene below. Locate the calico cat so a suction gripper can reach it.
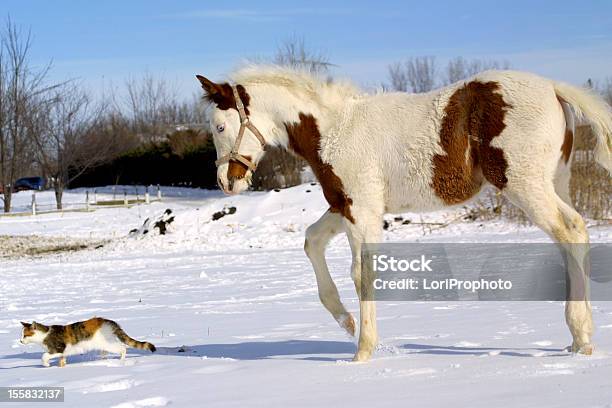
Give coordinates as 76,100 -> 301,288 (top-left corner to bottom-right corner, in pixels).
20,317 -> 156,367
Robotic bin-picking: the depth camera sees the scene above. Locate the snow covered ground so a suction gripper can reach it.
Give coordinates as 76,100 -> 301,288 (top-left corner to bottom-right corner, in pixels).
1,185 -> 611,407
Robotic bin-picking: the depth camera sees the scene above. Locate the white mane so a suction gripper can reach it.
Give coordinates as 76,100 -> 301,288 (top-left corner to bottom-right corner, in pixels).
228,64 -> 361,103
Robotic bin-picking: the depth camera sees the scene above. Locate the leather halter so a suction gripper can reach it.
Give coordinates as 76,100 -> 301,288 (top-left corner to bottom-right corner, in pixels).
214,85 -> 266,173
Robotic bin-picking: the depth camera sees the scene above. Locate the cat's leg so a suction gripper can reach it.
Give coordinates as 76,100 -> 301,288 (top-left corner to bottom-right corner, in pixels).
103,343 -> 127,360
113,344 -> 127,360
41,353 -> 50,367
115,342 -> 128,360
41,352 -> 62,367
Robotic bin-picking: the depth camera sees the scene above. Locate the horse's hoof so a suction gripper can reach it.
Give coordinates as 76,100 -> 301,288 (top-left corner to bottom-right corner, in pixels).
337,313 -> 356,338
578,343 -> 594,355
566,342 -> 594,355
352,350 -> 372,362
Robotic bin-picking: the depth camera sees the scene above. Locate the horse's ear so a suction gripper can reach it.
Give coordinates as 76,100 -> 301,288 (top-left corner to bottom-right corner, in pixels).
195,75 -> 239,110
196,75 -> 221,96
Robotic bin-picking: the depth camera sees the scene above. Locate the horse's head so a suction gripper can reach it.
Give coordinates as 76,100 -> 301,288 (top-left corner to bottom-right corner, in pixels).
196,75 -> 268,195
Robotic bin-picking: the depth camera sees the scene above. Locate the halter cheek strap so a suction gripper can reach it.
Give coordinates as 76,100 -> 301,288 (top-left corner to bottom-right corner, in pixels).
214,86 -> 266,173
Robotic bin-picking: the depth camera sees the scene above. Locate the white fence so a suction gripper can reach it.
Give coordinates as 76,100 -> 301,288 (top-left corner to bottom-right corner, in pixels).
1,185 -> 163,217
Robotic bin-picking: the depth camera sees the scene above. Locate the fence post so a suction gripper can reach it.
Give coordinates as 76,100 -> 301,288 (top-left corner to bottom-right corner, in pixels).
145,186 -> 150,204
86,190 -> 90,211
94,189 -> 97,205
157,184 -> 162,201
31,192 -> 37,215
112,186 -> 116,200
124,190 -> 128,206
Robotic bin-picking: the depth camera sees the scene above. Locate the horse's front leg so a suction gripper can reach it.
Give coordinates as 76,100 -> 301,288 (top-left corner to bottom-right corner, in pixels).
345,207 -> 383,362
305,209 -> 355,336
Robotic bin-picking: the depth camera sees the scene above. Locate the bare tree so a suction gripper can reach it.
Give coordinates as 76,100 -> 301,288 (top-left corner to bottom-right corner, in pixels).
388,56 -> 512,93
274,37 -> 333,75
599,78 -> 612,106
32,84 -> 110,209
445,57 -> 472,84
387,62 -> 409,92
445,57 -> 511,84
0,18 -> 55,212
166,128 -> 207,157
387,56 -> 437,93
123,74 -> 197,143
406,56 -> 436,93
95,109 -> 141,156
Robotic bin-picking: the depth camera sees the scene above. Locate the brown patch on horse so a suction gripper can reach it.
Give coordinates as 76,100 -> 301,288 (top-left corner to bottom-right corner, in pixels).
557,95 -> 574,164
284,113 -> 355,223
195,75 -> 250,114
432,81 -> 511,204
228,156 -> 251,180
561,128 -> 573,164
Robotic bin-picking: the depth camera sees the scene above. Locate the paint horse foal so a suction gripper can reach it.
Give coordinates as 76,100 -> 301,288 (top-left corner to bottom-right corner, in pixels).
197,66 -> 612,361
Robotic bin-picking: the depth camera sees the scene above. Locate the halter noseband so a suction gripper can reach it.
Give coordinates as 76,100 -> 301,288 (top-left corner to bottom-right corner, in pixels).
214,85 -> 266,173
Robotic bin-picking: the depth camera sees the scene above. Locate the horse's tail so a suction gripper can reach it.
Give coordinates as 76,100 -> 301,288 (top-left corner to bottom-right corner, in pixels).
553,81 -> 612,174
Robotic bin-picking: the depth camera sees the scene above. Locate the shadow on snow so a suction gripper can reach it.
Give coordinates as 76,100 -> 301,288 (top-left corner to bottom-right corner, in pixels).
157,339 -> 357,361
1,340 -> 571,368
401,343 -> 568,357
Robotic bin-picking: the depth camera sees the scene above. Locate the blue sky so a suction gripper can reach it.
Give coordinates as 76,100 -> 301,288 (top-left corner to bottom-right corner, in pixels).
2,0 -> 612,98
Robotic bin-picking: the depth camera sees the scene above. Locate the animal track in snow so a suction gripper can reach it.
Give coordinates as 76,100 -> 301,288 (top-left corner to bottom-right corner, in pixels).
111,396 -> 169,408
531,340 -> 553,346
81,359 -> 136,367
193,364 -> 240,375
454,341 -> 481,347
532,369 -> 574,376
84,379 -> 141,393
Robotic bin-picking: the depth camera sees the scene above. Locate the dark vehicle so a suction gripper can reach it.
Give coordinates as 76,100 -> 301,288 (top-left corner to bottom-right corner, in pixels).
14,176 -> 46,192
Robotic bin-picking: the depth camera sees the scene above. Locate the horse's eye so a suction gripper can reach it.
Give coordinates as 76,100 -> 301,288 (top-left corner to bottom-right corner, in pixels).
216,124 -> 225,133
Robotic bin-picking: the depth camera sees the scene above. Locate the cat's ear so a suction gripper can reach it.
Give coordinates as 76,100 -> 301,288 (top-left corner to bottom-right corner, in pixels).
20,321 -> 31,327
31,322 -> 48,332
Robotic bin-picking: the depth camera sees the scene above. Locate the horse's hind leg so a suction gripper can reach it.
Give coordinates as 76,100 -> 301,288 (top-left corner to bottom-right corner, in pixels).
502,183 -> 593,354
556,197 -> 593,354
551,164 -> 593,352
305,209 -> 355,336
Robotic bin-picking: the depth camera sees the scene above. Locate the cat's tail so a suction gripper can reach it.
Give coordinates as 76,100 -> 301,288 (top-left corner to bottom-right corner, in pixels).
107,321 -> 156,352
